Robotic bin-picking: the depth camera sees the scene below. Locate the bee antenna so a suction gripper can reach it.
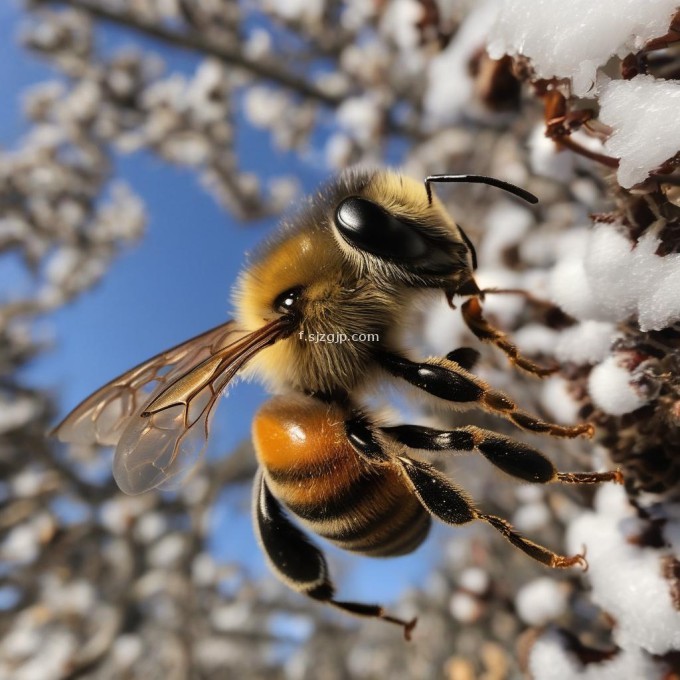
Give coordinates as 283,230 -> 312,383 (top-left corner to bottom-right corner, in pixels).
424,174 -> 539,206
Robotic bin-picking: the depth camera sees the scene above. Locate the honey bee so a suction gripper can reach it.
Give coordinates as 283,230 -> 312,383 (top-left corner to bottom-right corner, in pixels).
54,169 -> 621,639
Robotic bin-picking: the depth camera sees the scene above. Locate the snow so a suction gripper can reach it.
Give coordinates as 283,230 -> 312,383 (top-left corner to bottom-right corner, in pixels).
459,567 -> 489,594
488,0 -> 679,97
337,95 -> 382,144
134,512 -> 167,544
340,0 -> 376,31
263,0 -> 323,24
243,86 -> 289,130
244,28 -> 272,60
148,534 -> 186,568
12,470 -> 45,497
528,123 -> 574,183
600,75 -> 680,188
513,501 -> 550,533
529,629 -> 664,680
0,397 -> 39,434
112,635 -> 143,669
211,602 -> 252,631
567,484 -> 680,655
555,321 -> 617,366
588,355 -> 647,416
549,222 -> 680,332
479,200 -> 533,267
515,577 -> 568,626
449,591 -> 480,623
379,0 -> 423,51
425,0 -> 501,124
325,133 -> 353,169
541,376 -> 580,425
192,553 -> 218,586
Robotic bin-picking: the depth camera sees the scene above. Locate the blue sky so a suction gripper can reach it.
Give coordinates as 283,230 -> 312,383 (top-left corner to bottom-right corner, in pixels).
1,0 -> 442,606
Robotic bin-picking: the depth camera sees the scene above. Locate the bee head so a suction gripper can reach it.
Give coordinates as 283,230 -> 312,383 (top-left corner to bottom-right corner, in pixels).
331,171 -> 474,291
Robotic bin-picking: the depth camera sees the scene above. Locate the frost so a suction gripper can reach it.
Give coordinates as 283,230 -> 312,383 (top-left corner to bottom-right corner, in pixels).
488,0 -> 679,96
600,75 -> 680,188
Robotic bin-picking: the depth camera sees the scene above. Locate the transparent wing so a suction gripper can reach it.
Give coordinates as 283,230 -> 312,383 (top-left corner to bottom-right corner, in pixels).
53,318 -> 289,494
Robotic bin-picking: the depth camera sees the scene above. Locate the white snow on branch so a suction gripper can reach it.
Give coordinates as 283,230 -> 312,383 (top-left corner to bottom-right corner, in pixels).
600,75 -> 680,188
549,222 -> 680,332
515,577 -> 568,626
425,0 -> 500,125
555,321 -> 617,366
588,355 -> 648,416
488,0 -> 679,96
529,629 -> 664,680
567,484 -> 680,656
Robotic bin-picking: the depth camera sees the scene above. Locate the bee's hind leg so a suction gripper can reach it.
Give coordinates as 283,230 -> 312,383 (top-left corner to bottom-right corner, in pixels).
396,455 -> 588,569
252,470 -> 417,640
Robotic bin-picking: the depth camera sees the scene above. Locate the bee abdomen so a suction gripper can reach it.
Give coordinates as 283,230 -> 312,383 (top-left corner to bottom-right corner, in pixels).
279,466 -> 430,558
252,396 -> 431,558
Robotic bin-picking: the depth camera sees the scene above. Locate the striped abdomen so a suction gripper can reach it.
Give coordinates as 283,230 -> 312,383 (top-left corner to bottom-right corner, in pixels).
252,395 -> 431,558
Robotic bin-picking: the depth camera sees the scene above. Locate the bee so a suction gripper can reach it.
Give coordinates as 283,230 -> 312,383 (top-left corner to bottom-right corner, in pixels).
54,169 -> 621,639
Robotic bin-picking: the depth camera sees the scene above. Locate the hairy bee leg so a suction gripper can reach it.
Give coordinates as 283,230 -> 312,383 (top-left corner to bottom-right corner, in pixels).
460,297 -> 558,377
383,424 -> 622,485
398,457 -> 587,569
253,470 -> 417,640
377,351 -> 593,439
445,347 -> 481,372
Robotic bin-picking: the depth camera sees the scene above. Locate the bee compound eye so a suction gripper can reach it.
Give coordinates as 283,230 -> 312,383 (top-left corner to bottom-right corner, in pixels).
273,286 -> 304,314
334,196 -> 428,261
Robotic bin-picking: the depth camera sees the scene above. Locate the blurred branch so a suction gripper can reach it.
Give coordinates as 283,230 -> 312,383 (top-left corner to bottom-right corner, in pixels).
32,0 -> 345,106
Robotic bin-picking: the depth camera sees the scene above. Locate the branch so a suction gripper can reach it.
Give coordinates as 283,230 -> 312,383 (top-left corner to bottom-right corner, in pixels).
33,0 -> 344,106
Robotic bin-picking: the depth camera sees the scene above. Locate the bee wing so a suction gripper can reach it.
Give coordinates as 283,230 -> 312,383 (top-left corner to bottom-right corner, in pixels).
53,320 -> 246,447
54,318 -> 288,495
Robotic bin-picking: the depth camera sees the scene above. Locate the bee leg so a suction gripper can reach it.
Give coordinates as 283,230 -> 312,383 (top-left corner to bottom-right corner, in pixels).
384,424 -> 623,485
460,297 -> 558,377
445,347 -> 481,372
377,351 -> 593,439
253,470 -> 417,640
397,456 -> 588,569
